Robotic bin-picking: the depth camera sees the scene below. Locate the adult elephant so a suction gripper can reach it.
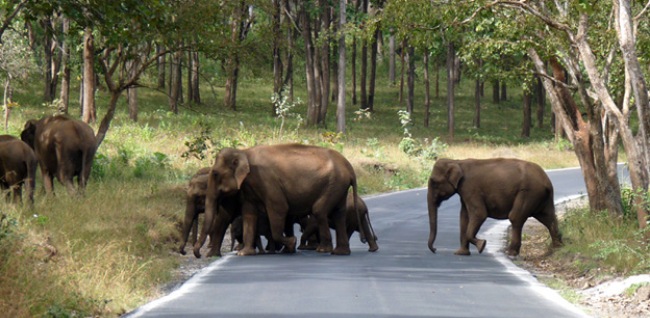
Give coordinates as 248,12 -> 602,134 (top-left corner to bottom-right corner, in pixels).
194,143 -> 359,258
21,115 -> 97,195
298,193 -> 378,252
427,158 -> 563,256
178,167 -> 210,255
0,135 -> 37,204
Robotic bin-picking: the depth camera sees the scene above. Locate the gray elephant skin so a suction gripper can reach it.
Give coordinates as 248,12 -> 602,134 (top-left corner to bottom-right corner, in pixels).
299,192 -> 378,252
0,135 -> 37,204
427,158 -> 563,256
21,115 -> 97,195
194,143 -> 360,258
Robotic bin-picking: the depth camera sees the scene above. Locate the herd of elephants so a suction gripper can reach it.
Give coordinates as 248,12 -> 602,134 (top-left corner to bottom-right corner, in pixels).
0,114 -> 564,260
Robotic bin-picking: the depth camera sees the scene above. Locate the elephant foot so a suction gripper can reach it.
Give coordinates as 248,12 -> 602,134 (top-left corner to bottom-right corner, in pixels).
505,248 -> 519,257
298,243 -> 317,250
316,243 -> 333,253
193,247 -> 202,259
283,236 -> 297,254
476,239 -> 487,254
332,246 -> 351,255
237,247 -> 257,256
367,243 -> 379,252
179,246 -> 187,255
454,248 -> 471,256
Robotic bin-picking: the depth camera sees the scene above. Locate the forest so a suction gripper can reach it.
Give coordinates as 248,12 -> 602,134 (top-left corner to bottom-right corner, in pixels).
0,0 -> 649,316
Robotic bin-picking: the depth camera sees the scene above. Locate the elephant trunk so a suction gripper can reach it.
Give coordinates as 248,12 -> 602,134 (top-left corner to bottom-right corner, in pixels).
427,190 -> 438,253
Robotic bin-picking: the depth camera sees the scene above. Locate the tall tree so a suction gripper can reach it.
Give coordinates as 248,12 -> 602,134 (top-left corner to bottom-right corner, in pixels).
81,26 -> 95,123
336,0 -> 346,133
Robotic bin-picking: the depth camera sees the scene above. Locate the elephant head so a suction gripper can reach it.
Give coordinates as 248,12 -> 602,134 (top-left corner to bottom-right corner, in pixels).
427,159 -> 463,253
20,119 -> 38,149
193,148 -> 250,258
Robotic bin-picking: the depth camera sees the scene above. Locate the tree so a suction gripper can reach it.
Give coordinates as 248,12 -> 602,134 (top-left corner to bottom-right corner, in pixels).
336,0 -> 346,133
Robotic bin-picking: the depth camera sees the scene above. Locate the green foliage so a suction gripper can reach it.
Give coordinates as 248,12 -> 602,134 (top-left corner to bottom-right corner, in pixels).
182,122 -> 214,161
397,110 -> 447,162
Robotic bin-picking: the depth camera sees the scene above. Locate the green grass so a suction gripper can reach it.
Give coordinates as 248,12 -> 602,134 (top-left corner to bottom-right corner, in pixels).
0,67 -> 583,316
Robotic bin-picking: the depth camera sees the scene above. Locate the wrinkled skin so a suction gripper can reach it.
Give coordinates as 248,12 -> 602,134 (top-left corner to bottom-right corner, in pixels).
299,193 -> 378,252
194,144 -> 358,258
427,158 -> 563,256
21,115 -> 97,195
0,135 -> 37,204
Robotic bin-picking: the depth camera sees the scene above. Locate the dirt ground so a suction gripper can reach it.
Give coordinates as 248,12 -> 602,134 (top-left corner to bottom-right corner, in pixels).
515,214 -> 650,318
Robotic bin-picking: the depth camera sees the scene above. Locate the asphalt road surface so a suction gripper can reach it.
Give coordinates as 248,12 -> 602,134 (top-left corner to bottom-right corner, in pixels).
126,167 -> 598,318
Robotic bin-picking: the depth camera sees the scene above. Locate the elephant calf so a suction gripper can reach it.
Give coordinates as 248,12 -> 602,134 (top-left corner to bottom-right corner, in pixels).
427,158 -> 563,256
0,135 -> 37,204
298,193 -> 378,252
21,115 -> 97,195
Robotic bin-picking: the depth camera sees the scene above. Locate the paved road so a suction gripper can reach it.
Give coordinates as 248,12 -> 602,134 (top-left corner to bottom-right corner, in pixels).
126,167 -> 596,318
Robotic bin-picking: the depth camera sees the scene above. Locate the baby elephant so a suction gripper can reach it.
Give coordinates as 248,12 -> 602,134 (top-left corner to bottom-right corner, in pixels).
427,158 -> 563,256
299,193 -> 379,252
179,167 -> 210,255
0,135 -> 37,204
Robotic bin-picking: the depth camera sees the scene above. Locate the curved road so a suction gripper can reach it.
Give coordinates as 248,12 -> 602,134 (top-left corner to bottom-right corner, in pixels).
126,167 -> 599,318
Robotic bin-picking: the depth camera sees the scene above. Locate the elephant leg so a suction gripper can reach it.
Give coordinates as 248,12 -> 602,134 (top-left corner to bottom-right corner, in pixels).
330,204 -> 350,255
266,210 -> 296,254
237,205 -> 259,256
467,212 -> 488,254
507,217 -> 525,256
455,203 -> 472,255
533,202 -> 563,248
42,169 -> 55,194
298,216 -> 318,250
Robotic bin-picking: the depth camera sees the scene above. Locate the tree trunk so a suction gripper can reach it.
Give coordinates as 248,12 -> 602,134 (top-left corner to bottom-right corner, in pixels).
301,1 -> 319,126
389,33 -> 396,85
399,39 -> 405,103
82,27 -> 96,123
318,0 -> 330,123
474,79 -> 481,129
169,50 -> 181,114
521,91 -> 531,138
368,27 -> 380,111
352,36 -> 357,105
492,80 -> 500,103
336,0 -> 346,133
191,51 -> 200,104
272,0 -> 283,115
42,16 -> 54,102
535,75 -> 545,128
127,59 -> 138,122
157,45 -> 165,89
501,82 -> 507,101
446,42 -> 455,139
59,17 -> 70,114
423,48 -> 431,127
359,0 -> 368,110
406,45 -> 415,115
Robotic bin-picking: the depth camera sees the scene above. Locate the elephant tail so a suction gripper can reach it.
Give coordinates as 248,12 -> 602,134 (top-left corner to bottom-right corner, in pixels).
351,178 -> 367,244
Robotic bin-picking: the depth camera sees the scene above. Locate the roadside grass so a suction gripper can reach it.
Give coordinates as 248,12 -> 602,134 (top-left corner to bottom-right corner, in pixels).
0,69 -> 585,317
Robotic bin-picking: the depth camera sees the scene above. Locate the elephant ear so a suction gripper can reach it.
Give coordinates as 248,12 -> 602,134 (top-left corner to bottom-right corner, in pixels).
446,163 -> 463,190
232,153 -> 250,190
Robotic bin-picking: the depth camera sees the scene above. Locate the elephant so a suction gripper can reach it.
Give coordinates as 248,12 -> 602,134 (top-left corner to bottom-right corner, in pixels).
229,214 -> 283,254
179,167 -> 278,256
194,143 -> 360,258
21,115 -> 97,195
0,136 -> 37,204
178,167 -> 210,255
298,193 -> 378,252
427,158 -> 563,256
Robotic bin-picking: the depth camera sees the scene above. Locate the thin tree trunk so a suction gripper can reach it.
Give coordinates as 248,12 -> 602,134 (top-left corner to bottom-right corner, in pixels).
127,59 -> 138,121
301,1 -> 319,125
336,0 -> 346,133
406,45 -> 415,115
447,42 -> 455,139
352,36 -> 357,105
169,49 -> 181,114
318,0 -> 330,123
521,91 -> 531,137
501,82 -> 507,101
492,80 -> 500,103
82,27 -> 96,123
474,79 -> 481,129
272,0 -> 283,115
191,51 -> 200,103
536,75 -> 545,128
389,33 -> 396,85
368,27 -> 379,111
42,16 -> 54,102
59,17 -> 70,114
360,0 -> 368,109
157,45 -> 165,89
423,49 -> 431,127
399,39 -> 405,102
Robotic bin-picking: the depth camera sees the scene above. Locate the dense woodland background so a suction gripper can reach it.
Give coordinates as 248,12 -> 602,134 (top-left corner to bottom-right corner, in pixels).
0,1 -> 649,316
